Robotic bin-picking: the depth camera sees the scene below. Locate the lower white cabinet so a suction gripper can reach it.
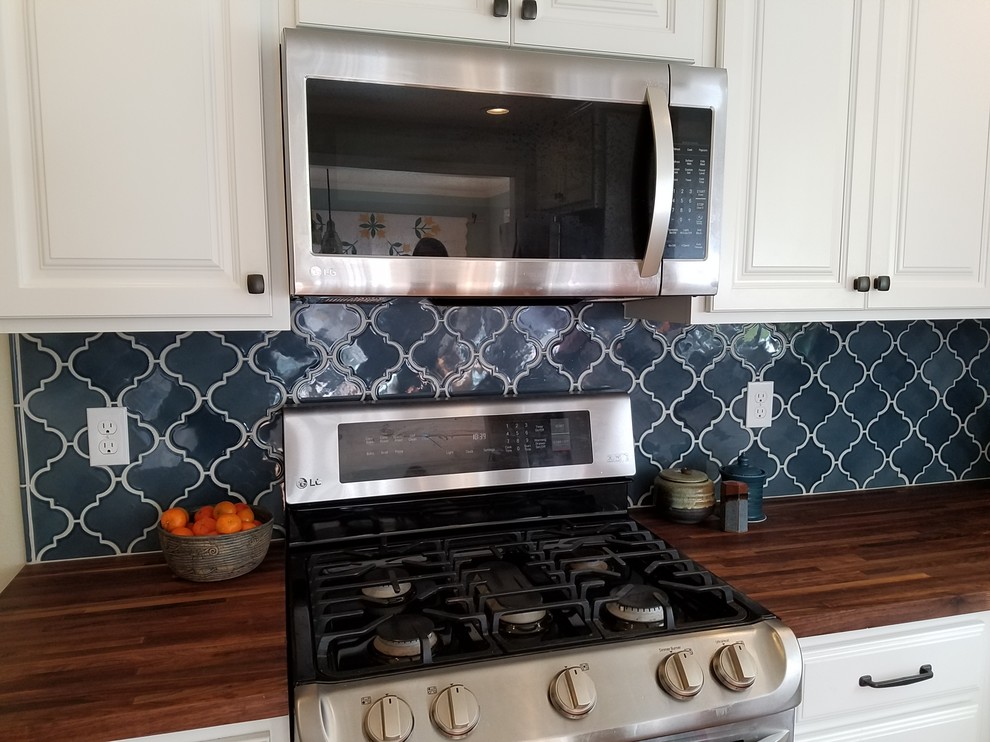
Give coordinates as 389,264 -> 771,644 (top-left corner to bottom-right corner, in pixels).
795,613 -> 989,741
113,715 -> 289,742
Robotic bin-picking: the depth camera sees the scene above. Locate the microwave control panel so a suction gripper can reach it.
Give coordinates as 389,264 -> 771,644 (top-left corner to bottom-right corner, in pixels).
665,107 -> 713,261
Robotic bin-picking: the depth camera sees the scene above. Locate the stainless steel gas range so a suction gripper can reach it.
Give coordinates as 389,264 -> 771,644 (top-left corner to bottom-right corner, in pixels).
284,393 -> 802,742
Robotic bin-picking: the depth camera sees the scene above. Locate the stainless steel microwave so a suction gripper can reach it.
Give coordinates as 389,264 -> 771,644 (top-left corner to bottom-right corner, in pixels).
282,27 -> 726,302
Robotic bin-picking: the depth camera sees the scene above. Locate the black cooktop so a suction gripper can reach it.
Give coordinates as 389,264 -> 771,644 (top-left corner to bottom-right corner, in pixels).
286,491 -> 772,684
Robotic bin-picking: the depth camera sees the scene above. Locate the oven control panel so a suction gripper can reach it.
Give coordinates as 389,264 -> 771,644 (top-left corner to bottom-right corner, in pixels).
293,620 -> 802,742
285,393 -> 636,505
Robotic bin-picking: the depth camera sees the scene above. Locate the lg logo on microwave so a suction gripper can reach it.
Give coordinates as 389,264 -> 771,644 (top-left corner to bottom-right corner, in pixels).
309,266 -> 337,277
296,477 -> 323,489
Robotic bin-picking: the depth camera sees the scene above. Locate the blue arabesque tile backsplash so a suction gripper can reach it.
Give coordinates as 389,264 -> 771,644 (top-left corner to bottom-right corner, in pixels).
10,300 -> 990,561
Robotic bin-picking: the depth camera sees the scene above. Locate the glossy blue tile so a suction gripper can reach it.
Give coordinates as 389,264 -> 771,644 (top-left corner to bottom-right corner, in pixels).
211,365 -> 283,427
610,323 -> 666,377
164,333 -> 241,390
550,328 -> 604,376
514,359 -> 572,394
25,373 -> 106,439
446,306 -> 509,345
447,361 -> 508,396
170,405 -> 243,468
340,330 -> 401,387
672,326 -> 724,373
791,324 -> 840,368
73,334 -> 152,398
122,366 -> 198,435
846,322 -> 893,368
34,450 -> 112,519
372,299 -> 441,347
412,327 -> 472,379
897,322 -> 941,366
789,380 -> 837,430
946,321 -> 990,364
730,324 -> 784,371
671,385 -> 721,438
253,331 -> 323,388
16,336 -> 58,392
818,348 -> 865,399
515,305 -> 573,347
12,308 -> 990,561
126,441 -> 203,508
890,434 -> 935,481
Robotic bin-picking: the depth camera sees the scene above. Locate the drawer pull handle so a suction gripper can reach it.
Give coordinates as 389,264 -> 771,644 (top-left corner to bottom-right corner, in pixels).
859,664 -> 933,689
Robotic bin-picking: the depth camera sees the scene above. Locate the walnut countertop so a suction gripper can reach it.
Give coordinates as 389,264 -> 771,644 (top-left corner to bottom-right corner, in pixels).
633,481 -> 990,637
1,483 -> 988,741
0,543 -> 288,742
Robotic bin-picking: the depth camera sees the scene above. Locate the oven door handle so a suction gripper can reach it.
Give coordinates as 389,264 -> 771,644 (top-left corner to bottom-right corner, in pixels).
642,84 -> 674,279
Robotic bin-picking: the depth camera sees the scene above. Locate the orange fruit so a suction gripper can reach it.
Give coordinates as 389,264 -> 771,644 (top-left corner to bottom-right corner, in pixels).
240,520 -> 258,531
214,501 -> 237,517
234,502 -> 250,513
192,518 -> 217,536
160,507 -> 189,531
237,506 -> 255,523
194,505 -> 215,522
216,514 -> 242,534
170,526 -> 194,536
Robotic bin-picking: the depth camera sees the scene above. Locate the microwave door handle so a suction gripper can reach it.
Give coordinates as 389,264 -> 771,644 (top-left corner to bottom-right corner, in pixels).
642,85 -> 674,278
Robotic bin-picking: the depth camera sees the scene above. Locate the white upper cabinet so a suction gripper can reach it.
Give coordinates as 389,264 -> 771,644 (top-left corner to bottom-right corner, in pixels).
683,0 -> 990,323
295,0 -> 716,64
0,0 -> 289,333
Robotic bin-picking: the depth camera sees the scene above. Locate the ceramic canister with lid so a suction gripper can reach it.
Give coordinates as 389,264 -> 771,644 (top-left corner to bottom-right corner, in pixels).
652,466 -> 715,524
719,454 -> 767,522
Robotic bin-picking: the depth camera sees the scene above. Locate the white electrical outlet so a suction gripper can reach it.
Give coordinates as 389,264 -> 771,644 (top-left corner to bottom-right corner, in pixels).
86,407 -> 131,466
745,381 -> 774,428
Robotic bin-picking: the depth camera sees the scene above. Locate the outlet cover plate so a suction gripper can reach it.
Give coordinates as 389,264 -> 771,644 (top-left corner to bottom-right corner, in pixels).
745,381 -> 774,428
86,407 -> 130,466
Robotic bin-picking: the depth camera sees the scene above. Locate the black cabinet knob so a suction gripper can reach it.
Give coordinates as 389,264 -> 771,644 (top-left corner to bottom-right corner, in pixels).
853,276 -> 870,292
493,0 -> 508,17
874,275 -> 891,291
246,274 -> 266,294
521,0 -> 538,20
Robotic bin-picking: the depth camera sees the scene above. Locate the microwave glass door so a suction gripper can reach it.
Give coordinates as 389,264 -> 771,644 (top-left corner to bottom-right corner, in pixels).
305,80 -> 703,265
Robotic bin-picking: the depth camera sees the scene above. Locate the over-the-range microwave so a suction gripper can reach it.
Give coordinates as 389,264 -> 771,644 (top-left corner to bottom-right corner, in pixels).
282,27 -> 726,302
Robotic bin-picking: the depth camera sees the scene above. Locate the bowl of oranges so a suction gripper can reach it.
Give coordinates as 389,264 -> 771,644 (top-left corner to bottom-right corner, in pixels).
157,501 -> 274,582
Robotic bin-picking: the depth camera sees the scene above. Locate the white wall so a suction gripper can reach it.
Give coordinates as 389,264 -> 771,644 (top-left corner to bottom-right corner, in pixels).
0,335 -> 25,590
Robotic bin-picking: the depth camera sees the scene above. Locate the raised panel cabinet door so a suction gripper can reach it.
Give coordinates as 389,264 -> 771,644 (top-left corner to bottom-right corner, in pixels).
866,0 -> 990,310
0,0 -> 289,332
510,0 -> 715,64
709,0 -> 878,314
112,715 -> 290,741
295,0 -> 510,44
796,709 -> 983,741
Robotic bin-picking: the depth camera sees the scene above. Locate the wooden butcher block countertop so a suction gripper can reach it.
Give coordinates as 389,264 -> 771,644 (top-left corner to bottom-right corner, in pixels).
1,483 -> 989,741
633,481 -> 990,638
0,543 -> 287,742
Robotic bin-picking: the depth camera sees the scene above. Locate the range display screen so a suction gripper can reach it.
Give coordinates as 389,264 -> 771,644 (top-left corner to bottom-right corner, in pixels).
338,411 -> 593,483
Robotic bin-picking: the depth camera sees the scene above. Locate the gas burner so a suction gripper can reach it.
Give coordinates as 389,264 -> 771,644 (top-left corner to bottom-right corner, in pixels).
496,593 -> 551,635
565,546 -> 611,573
361,568 -> 413,603
371,615 -> 439,660
604,585 -> 670,627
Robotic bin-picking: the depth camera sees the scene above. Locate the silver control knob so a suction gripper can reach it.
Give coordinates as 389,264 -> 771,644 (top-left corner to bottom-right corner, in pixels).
365,695 -> 414,742
658,650 -> 705,699
713,642 -> 758,690
550,666 -> 597,718
431,684 -> 481,738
